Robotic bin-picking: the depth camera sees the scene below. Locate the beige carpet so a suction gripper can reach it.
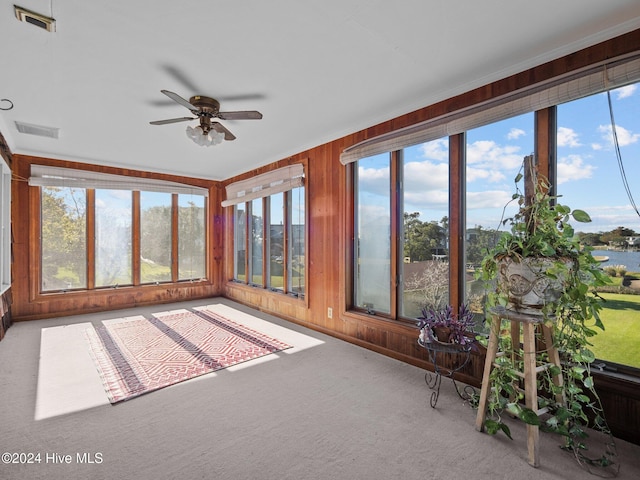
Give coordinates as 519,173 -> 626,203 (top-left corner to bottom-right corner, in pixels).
1,298 -> 639,480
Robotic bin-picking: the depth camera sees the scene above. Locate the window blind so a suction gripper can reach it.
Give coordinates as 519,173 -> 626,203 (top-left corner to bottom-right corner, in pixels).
340,54 -> 640,165
29,165 -> 209,196
221,164 -> 304,207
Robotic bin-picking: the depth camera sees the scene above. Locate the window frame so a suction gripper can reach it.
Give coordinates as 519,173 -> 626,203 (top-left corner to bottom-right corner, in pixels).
0,158 -> 11,295
231,186 -> 307,299
36,178 -> 208,294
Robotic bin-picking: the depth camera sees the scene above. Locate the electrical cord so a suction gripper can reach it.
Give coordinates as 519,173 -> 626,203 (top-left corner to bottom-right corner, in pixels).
607,89 -> 640,220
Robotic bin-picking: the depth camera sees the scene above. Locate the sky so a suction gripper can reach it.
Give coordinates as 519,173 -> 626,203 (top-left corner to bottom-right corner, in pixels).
359,81 -> 640,235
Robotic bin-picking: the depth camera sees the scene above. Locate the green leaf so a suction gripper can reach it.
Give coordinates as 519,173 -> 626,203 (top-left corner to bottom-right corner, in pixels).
519,408 -> 541,426
484,419 -> 501,435
583,376 -> 595,389
571,209 -> 592,223
499,422 -> 513,440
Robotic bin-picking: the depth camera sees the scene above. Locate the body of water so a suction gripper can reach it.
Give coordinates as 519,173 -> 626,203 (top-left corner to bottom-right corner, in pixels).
592,250 -> 640,270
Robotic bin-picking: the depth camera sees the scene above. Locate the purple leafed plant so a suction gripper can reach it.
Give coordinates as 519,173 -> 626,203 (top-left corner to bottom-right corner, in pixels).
416,304 -> 476,345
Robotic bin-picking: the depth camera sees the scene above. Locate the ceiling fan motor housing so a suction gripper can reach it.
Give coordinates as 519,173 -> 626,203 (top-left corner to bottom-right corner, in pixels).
190,96 -> 220,116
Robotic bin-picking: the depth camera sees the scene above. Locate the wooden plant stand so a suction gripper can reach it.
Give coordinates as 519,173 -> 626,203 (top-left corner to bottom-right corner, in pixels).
474,307 -> 564,467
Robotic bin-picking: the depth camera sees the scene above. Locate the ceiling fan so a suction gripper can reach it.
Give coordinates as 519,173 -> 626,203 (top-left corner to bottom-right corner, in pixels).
150,90 -> 262,145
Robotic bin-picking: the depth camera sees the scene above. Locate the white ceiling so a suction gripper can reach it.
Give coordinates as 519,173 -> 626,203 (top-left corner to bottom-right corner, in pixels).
2,1 -> 640,181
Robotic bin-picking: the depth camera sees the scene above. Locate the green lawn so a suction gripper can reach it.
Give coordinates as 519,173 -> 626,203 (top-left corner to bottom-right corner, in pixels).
589,292 -> 640,369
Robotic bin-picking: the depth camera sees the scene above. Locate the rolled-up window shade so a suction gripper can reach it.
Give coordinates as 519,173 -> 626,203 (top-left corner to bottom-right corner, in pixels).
222,164 -> 304,207
29,165 -> 209,196
340,54 -> 640,165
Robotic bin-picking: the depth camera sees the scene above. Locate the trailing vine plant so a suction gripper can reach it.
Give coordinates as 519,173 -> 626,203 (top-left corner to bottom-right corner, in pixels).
475,158 -> 619,476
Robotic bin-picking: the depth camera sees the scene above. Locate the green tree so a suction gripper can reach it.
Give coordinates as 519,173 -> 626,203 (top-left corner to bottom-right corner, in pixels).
41,187 -> 86,289
465,225 -> 500,266
178,201 -> 205,279
403,212 -> 447,262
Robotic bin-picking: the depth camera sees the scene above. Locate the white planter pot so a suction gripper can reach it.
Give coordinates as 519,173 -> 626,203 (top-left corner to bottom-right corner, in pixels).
497,256 -> 574,315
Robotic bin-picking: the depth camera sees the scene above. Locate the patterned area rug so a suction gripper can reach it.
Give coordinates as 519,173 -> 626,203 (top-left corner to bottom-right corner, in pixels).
86,309 -> 291,403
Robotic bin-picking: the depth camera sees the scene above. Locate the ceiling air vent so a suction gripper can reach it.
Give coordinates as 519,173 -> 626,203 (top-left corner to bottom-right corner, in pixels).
15,121 -> 59,139
14,5 -> 56,32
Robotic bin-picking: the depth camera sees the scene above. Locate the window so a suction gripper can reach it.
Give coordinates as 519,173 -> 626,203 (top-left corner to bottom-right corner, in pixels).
41,187 -> 87,290
557,82 -> 640,370
232,187 -> 306,297
95,189 -> 132,287
353,140 -> 450,319
178,194 -> 206,281
250,198 -> 264,286
464,113 -> 534,313
140,192 -> 172,284
288,186 -> 305,295
234,203 -> 247,282
355,153 -> 391,314
1,159 -> 12,294
228,164 -> 306,298
269,193 -> 285,291
33,167 -> 208,292
401,141 -> 449,318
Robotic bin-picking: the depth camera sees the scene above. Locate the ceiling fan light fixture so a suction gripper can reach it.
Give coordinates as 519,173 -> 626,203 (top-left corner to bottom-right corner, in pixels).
186,125 -> 224,147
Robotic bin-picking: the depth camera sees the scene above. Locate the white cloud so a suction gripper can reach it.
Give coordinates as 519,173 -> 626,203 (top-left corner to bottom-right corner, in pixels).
466,166 -> 505,183
466,140 -> 524,171
598,124 -> 640,147
466,190 -> 514,209
557,126 -> 581,147
403,160 -> 449,211
615,84 -> 636,99
419,138 -> 448,161
556,155 -> 595,185
570,204 -> 640,233
591,143 -> 602,151
507,128 -> 525,140
358,165 -> 390,197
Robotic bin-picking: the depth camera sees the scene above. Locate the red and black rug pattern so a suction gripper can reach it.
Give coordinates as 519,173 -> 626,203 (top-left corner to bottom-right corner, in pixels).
86,308 -> 291,403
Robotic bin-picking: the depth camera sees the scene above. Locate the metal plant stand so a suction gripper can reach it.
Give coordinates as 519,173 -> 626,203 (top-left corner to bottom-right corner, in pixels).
418,337 -> 474,408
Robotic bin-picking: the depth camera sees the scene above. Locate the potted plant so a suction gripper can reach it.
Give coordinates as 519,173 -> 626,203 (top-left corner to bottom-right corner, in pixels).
416,303 -> 476,347
416,303 -> 478,408
475,156 -> 617,473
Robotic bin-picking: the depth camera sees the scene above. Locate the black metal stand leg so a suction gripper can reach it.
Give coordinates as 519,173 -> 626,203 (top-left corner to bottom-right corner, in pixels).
424,370 -> 442,408
418,338 -> 474,409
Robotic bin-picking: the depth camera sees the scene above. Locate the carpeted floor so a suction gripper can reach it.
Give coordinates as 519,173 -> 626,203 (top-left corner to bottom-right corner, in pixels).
1,298 -> 639,480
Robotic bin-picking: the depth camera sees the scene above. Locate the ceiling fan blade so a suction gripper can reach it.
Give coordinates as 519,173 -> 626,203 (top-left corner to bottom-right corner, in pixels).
161,65 -> 201,93
211,122 -> 236,141
217,111 -> 263,120
160,90 -> 198,112
150,117 -> 195,125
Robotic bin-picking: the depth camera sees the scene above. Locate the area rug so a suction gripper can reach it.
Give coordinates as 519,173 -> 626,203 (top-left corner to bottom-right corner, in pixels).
86,309 -> 291,403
